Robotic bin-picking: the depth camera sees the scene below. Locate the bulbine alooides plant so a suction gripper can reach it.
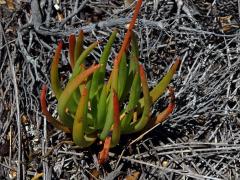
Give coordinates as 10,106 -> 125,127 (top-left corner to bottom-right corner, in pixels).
40,0 -> 180,164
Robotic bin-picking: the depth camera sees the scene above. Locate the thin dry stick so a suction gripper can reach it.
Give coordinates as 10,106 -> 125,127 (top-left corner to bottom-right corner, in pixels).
122,157 -> 222,180
60,0 -> 89,27
0,23 -> 22,179
42,107 -> 49,179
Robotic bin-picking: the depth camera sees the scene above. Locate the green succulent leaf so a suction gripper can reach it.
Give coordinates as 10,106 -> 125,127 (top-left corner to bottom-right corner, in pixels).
57,64 -> 101,127
129,32 -> 139,75
139,58 -> 180,108
123,65 -> 151,133
90,30 -> 118,99
72,41 -> 99,78
106,71 -> 112,93
96,84 -> 108,129
99,90 -> 114,140
71,65 -> 85,104
99,50 -> 120,140
72,86 -> 97,147
121,54 -> 139,101
120,71 -> 141,129
74,30 -> 84,61
132,65 -> 151,132
117,52 -> 127,99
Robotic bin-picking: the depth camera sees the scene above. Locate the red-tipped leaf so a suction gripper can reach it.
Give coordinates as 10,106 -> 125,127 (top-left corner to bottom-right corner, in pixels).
40,85 -> 71,133
50,41 -> 63,99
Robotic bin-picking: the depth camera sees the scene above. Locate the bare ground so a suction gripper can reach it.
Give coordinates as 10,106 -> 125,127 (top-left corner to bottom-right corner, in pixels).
0,0 -> 240,179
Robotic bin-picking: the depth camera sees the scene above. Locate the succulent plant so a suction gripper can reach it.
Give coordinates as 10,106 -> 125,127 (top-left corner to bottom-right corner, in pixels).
40,0 -> 180,164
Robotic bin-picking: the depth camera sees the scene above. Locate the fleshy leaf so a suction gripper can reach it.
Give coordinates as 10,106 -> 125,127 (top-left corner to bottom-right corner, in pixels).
74,30 -> 84,61
90,30 -> 118,99
129,33 -> 140,76
98,135 -> 111,165
100,0 -> 143,140
117,52 -> 127,99
57,64 -> 101,127
121,32 -> 139,99
120,71 -> 141,129
108,0 -> 142,86
96,84 -> 108,129
72,86 -> 96,147
50,41 -> 78,113
69,34 -> 76,69
132,65 -> 151,132
122,56 -> 139,100
71,64 -> 85,104
40,85 -> 70,133
99,91 -> 114,140
144,87 -> 175,130
139,58 -> 180,107
50,41 -> 63,99
123,65 -> 151,133
113,0 -> 142,67
106,71 -> 113,93
110,90 -> 120,147
72,41 -> 99,78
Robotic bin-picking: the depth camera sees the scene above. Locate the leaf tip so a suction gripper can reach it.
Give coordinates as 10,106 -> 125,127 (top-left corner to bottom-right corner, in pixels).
98,136 -> 111,165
